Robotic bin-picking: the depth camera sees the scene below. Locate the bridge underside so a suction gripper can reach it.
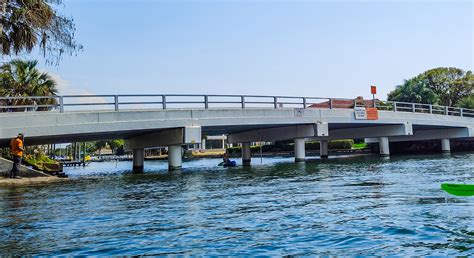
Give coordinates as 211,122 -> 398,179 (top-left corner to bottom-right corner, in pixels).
0,108 -> 472,171
0,122 -> 467,147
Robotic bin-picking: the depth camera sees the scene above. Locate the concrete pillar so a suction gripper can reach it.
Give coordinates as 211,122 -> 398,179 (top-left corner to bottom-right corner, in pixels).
441,138 -> 451,153
294,138 -> 306,162
132,149 -> 144,173
320,140 -> 329,159
379,137 -> 390,157
221,137 -> 226,149
168,145 -> 182,170
201,138 -> 206,150
242,142 -> 251,166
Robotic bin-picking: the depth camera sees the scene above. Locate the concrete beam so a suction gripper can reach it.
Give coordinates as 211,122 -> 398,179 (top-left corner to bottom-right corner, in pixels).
124,126 -> 201,150
294,138 -> 306,162
168,145 -> 183,170
132,149 -> 144,173
365,127 -> 472,143
310,123 -> 413,141
320,140 -> 328,159
379,137 -> 390,157
227,124 -> 323,144
242,142 -> 251,166
441,138 -> 451,153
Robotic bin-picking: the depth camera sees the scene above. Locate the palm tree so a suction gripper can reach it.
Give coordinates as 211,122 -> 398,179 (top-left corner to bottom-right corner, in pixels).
1,0 -> 82,64
0,59 -> 58,112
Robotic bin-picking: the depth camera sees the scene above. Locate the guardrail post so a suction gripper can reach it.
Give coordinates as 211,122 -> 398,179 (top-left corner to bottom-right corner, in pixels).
59,96 -> 64,113
273,97 -> 278,109
329,98 -> 333,109
302,97 -> 306,109
412,103 -> 416,113
241,96 -> 245,109
114,95 -> 119,111
162,95 -> 167,109
445,106 -> 449,115
204,95 -> 209,109
429,105 -> 432,114
460,108 -> 463,117
393,102 -> 397,112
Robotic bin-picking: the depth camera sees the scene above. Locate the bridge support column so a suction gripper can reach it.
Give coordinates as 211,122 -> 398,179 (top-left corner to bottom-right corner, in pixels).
441,138 -> 451,153
320,140 -> 329,159
294,138 -> 305,163
168,145 -> 182,170
379,137 -> 390,157
242,142 -> 251,166
132,149 -> 144,173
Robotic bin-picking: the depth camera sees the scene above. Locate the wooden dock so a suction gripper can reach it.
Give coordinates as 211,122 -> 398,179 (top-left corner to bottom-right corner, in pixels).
61,161 -> 90,167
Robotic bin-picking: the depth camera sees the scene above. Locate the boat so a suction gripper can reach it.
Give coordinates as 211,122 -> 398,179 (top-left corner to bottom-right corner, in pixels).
441,183 -> 474,196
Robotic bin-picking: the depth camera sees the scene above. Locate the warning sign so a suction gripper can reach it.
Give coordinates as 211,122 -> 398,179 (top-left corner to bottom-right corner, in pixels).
366,107 -> 379,120
354,107 -> 379,120
354,107 -> 367,119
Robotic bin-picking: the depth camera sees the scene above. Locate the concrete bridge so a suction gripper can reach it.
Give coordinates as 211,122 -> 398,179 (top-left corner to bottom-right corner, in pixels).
0,94 -> 473,171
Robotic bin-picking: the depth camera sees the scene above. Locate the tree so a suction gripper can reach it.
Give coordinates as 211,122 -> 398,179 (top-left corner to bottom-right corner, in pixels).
0,59 -> 57,111
423,68 -> 473,106
388,67 -> 473,106
0,0 -> 82,64
459,95 -> 474,109
94,141 -> 107,156
387,76 -> 438,104
107,139 -> 124,154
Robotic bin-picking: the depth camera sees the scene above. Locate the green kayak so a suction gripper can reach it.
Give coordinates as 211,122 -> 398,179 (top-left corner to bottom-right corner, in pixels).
441,183 -> 474,196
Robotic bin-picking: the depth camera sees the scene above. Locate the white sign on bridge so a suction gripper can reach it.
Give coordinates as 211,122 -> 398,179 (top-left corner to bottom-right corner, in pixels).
354,107 -> 367,119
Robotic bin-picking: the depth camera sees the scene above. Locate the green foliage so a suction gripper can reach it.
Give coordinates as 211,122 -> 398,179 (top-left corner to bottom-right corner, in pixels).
388,67 -> 473,106
227,146 -> 241,155
352,142 -> 368,149
387,76 -> 438,104
459,95 -> 474,109
94,141 -> 107,149
87,139 -> 125,155
226,140 -> 354,154
0,0 -> 82,64
24,154 -> 57,166
0,59 -> 58,111
328,140 -> 354,150
108,139 -> 125,152
423,68 -> 473,106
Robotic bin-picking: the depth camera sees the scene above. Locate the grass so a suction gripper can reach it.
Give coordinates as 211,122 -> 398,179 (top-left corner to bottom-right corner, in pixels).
352,143 -> 368,149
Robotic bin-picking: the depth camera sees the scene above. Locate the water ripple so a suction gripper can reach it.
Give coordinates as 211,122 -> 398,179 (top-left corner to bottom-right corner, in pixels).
0,153 -> 473,256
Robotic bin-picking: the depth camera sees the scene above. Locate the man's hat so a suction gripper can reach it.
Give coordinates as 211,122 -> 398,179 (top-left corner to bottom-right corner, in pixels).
17,133 -> 24,137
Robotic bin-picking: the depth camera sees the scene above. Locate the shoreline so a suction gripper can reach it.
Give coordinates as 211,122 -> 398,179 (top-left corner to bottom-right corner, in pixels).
0,176 -> 68,187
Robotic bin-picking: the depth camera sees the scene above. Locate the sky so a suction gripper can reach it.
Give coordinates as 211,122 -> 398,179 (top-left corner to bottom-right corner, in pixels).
31,0 -> 474,99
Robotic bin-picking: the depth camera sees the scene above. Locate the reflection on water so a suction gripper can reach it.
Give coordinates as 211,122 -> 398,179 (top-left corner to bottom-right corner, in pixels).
0,153 -> 472,256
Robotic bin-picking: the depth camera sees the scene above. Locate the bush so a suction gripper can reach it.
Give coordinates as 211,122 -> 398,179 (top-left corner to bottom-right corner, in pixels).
227,146 -> 241,155
328,139 -> 354,150
226,139 -> 354,154
305,141 -> 320,150
24,154 -> 57,166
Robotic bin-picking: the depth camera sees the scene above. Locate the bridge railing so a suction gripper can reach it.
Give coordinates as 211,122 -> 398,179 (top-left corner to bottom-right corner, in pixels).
0,94 -> 473,118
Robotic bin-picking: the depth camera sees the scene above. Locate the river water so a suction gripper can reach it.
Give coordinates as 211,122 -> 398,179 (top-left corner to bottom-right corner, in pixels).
0,153 -> 473,255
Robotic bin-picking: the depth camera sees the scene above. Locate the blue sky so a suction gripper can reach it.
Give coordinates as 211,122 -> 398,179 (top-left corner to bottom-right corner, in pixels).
35,0 -> 473,99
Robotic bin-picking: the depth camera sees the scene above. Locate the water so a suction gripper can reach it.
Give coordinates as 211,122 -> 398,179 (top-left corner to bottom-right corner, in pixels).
0,154 -> 473,255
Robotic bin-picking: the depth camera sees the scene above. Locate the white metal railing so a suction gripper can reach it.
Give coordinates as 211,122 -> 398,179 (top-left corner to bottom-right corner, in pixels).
0,94 -> 473,118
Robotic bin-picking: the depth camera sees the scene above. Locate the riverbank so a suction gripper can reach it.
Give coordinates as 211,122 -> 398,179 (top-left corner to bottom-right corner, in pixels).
0,176 -> 67,186
0,157 -> 67,186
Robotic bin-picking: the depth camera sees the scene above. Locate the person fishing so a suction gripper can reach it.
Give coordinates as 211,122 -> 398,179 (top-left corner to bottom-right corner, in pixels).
9,133 -> 24,179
